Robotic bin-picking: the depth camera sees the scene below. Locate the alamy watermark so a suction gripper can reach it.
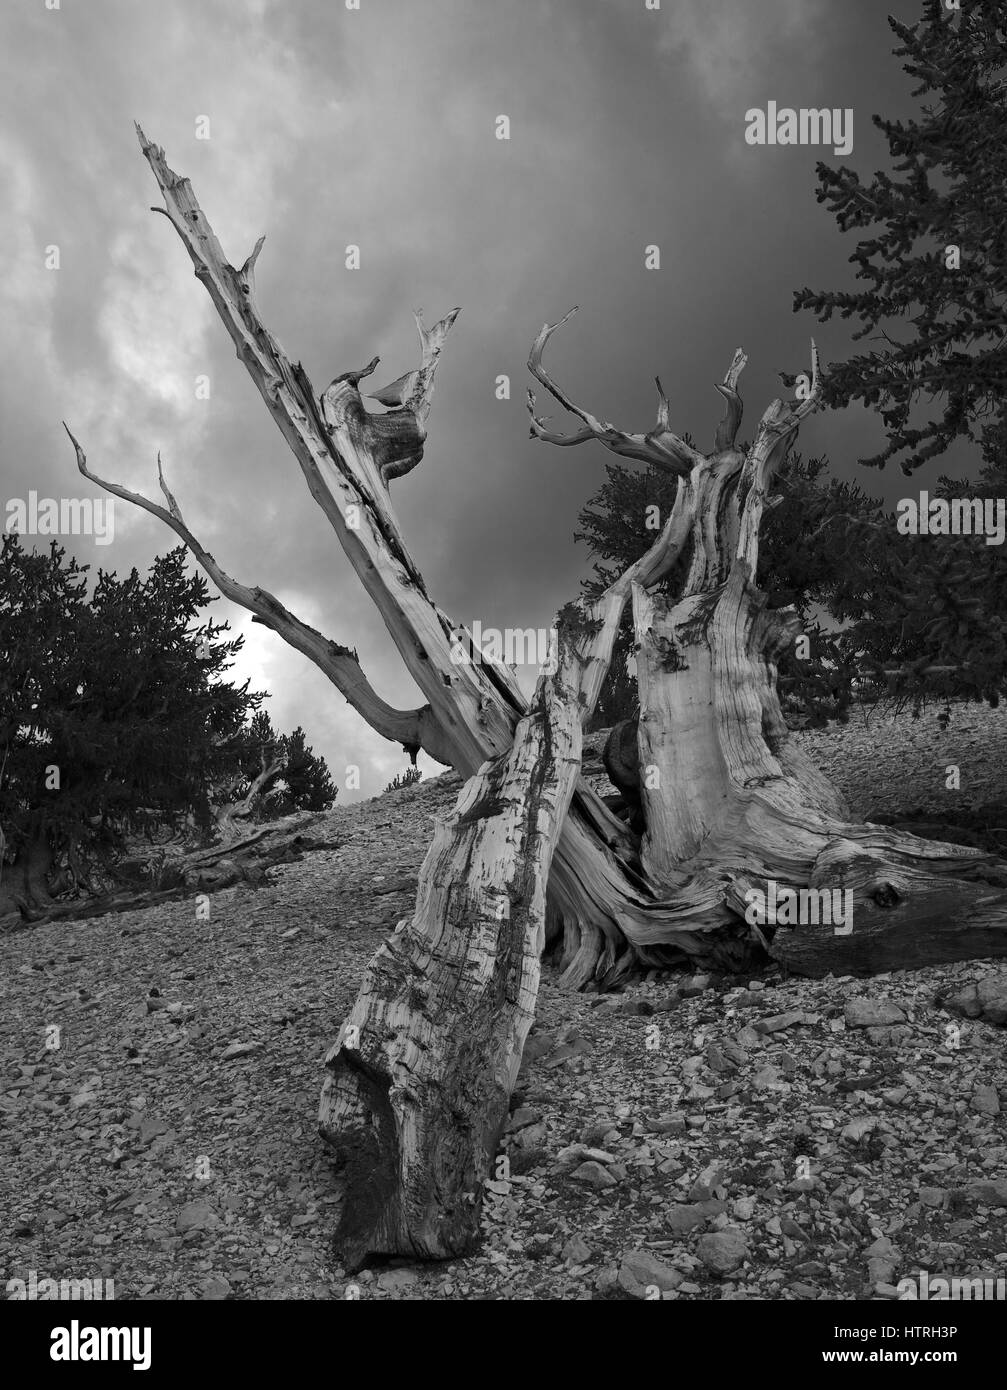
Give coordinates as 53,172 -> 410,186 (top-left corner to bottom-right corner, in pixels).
49,1320 -> 151,1371
745,102 -> 853,157
896,492 -> 1005,546
450,620 -> 558,674
4,491 -> 115,545
6,1268 -> 115,1300
744,879 -> 852,934
897,1269 -> 1007,1300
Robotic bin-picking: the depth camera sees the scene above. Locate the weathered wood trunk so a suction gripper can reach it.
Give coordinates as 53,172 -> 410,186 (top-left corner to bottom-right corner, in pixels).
320,693 -> 578,1268
319,512 -> 684,1266
627,568 -> 1007,975
0,828 -> 55,920
211,751 -> 285,840
69,132 -> 1007,1267
524,327 -> 1007,983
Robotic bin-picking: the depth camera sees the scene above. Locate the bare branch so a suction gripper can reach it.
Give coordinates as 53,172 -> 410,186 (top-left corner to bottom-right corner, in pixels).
527,307 -> 595,422
329,356 -> 381,389
527,308 -> 704,476
213,748 -> 287,837
63,425 -> 454,766
713,347 -> 748,451
734,340 -> 824,573
653,376 -> 671,432
131,129 -> 531,781
525,392 -> 598,449
791,339 -> 822,423
134,121 -> 444,567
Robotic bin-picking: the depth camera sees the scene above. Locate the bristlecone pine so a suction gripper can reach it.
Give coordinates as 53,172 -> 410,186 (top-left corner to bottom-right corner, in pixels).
65,129 -> 1007,1266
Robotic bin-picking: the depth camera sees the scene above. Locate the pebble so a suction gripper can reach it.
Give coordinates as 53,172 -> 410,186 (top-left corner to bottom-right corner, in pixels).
696,1229 -> 749,1275
569,1160 -> 617,1189
618,1249 -> 683,1296
845,999 -> 906,1028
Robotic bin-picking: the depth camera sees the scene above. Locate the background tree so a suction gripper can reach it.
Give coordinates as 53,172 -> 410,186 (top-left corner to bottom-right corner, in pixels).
1,534 -> 91,914
273,725 -> 336,816
384,764 -> 423,793
214,713 -> 336,827
0,537 -> 261,916
793,0 -> 1007,711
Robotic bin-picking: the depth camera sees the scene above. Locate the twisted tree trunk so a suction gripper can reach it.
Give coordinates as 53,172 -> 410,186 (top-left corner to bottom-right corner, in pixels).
527,321 -> 1007,983
211,748 -> 286,840
65,130 -> 1007,1265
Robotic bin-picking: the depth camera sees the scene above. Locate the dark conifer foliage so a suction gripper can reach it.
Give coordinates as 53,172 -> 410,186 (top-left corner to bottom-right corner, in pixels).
794,0 -> 1007,475
0,540 -> 334,913
790,0 -> 1007,710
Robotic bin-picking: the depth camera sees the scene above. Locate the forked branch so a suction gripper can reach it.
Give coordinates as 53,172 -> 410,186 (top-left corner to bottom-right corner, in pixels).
527,308 -> 705,476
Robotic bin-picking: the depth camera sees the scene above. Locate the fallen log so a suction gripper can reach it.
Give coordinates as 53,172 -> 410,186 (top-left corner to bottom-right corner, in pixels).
0,816 -> 340,931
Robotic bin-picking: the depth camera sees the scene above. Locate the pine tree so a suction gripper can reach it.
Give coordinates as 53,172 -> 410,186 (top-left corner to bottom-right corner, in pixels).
794,0 -> 1007,473
384,764 -> 422,793
793,0 -> 1007,709
0,540 -> 259,914
266,725 -> 337,817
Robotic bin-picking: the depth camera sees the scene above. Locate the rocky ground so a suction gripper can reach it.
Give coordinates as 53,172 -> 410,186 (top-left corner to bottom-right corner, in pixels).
1,702 -> 1005,1301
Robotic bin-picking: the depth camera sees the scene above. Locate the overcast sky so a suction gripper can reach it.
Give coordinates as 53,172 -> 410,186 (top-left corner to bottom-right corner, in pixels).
0,0 -> 958,799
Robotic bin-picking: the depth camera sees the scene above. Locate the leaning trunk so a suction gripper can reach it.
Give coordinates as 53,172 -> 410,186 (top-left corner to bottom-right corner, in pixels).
319,509 -> 684,1267
320,691 -> 580,1269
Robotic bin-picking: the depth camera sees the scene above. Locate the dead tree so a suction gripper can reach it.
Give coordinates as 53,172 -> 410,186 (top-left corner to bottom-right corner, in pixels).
210,741 -> 286,840
63,129 -> 1007,1265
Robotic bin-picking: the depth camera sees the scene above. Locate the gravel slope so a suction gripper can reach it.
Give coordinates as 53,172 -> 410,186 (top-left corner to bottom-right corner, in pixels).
1,703 -> 1005,1302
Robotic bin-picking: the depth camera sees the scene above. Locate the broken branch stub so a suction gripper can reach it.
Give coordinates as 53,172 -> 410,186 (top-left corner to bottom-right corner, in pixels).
324,308 -> 462,487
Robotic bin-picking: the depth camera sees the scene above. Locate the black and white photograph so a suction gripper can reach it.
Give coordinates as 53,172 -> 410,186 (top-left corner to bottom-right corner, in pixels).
1,0 -> 1005,1359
